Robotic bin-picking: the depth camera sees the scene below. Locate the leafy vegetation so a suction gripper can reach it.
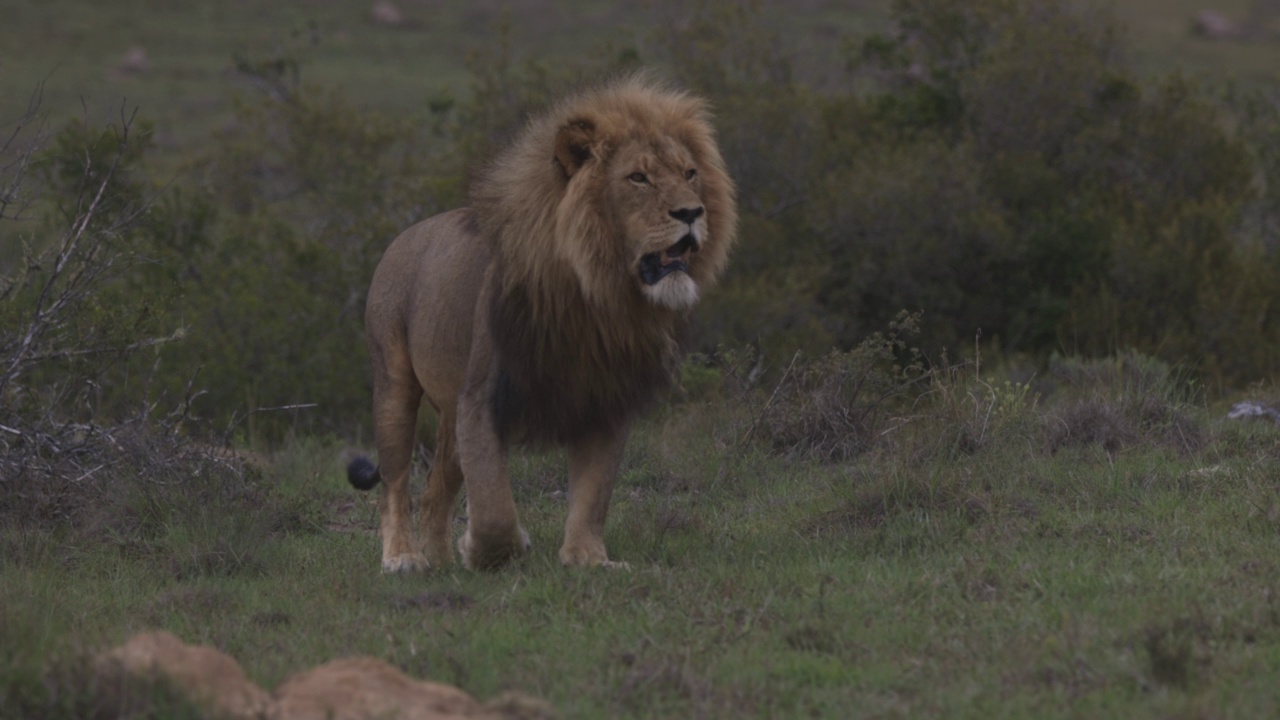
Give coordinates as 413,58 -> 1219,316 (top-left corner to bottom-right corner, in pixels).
6,0 -> 1280,435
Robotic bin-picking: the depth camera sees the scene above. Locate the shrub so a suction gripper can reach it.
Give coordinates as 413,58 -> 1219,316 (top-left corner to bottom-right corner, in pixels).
0,106 -> 293,593
124,74 -> 461,439
908,355 -> 1040,460
0,105 -> 198,477
1042,352 -> 1204,454
757,312 -> 924,461
802,0 -> 1280,385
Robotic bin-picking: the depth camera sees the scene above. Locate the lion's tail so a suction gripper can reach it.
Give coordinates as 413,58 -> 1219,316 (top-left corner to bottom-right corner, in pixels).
346,456 -> 382,491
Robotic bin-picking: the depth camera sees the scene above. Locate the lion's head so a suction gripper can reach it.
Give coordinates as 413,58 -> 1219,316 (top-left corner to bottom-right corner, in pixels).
474,74 -> 737,314
472,75 -> 737,445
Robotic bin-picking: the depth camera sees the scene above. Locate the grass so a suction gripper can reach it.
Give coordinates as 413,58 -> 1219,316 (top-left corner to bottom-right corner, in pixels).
3,0 -> 1276,166
1113,0 -> 1280,81
4,361 -> 1280,718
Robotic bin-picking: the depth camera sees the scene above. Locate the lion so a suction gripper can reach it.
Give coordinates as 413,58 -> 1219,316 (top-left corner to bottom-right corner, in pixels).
347,75 -> 737,571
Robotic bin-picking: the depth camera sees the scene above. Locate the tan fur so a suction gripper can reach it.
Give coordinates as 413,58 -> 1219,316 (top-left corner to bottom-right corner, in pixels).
352,75 -> 736,570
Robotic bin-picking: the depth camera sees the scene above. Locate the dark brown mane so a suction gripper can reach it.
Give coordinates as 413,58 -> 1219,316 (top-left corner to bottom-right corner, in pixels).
488,276 -> 683,446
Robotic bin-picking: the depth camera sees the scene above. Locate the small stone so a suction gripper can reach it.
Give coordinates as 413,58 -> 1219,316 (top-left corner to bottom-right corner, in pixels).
119,46 -> 150,74
1191,10 -> 1241,40
371,1 -> 405,27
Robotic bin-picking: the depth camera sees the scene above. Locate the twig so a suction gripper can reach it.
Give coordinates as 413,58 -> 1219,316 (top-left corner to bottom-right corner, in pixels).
974,327 -> 982,382
748,194 -> 807,220
25,328 -> 187,363
166,366 -> 206,436
222,403 -> 318,445
71,463 -> 106,484
741,350 -> 801,444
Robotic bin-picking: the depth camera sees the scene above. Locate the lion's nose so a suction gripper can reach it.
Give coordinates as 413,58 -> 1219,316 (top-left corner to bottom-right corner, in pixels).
668,206 -> 704,224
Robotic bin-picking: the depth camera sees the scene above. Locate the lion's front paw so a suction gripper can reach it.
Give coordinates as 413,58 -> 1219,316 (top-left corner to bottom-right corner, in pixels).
458,525 -> 530,570
558,542 -> 619,568
382,552 -> 429,574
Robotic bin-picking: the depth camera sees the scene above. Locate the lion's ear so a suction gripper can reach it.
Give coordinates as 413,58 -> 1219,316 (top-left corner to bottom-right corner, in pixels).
554,118 -> 596,178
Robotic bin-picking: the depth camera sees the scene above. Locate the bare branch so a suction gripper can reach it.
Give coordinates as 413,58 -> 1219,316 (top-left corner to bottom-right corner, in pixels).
222,403 -> 319,446
741,350 -> 802,445
0,109 -> 147,397
24,328 -> 187,364
0,83 -> 49,223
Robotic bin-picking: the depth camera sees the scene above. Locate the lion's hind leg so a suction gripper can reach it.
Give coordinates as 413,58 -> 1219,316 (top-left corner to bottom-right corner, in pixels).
418,409 -> 463,567
370,352 -> 429,574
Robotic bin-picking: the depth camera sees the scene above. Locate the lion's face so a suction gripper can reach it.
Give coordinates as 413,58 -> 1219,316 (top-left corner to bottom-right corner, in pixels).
608,138 -> 709,311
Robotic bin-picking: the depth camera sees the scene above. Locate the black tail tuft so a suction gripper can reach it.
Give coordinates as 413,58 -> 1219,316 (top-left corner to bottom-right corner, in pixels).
347,456 -> 382,491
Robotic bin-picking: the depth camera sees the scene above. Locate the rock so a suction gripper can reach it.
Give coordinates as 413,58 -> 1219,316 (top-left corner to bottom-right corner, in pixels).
96,630 -> 273,720
96,632 -> 556,719
1191,10 -> 1241,39
371,1 -> 405,27
1226,400 -> 1280,424
274,656 -> 479,720
119,46 -> 150,74
476,691 -> 560,720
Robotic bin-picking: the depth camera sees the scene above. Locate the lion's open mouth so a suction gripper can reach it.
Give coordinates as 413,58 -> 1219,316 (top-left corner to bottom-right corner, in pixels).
639,234 -> 698,286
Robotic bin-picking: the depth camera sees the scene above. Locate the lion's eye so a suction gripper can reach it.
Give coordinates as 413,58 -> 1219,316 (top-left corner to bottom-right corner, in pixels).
628,172 -> 649,184
685,168 -> 697,180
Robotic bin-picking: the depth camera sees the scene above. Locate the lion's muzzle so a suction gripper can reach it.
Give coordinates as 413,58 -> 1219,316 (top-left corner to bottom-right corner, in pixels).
639,234 -> 698,286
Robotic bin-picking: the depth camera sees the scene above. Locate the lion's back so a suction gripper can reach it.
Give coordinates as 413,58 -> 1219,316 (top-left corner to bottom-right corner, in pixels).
365,208 -> 491,408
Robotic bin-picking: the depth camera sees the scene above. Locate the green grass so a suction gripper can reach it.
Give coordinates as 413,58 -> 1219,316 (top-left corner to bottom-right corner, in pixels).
1112,0 -> 1280,82
4,381 -> 1280,718
3,0 -> 1276,166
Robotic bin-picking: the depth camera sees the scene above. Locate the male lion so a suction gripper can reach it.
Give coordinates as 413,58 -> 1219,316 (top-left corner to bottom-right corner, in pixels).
347,76 -> 737,571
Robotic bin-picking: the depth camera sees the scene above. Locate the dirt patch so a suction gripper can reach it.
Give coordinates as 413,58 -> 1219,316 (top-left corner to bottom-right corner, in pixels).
92,630 -> 556,719
802,498 -> 886,537
803,483 -> 993,539
393,590 -> 476,612
96,631 -> 273,720
144,586 -> 237,626
251,611 -> 293,628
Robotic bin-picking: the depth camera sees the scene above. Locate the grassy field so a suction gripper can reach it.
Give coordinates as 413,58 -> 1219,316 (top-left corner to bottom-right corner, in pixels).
3,0 -> 1277,164
4,358 -> 1280,718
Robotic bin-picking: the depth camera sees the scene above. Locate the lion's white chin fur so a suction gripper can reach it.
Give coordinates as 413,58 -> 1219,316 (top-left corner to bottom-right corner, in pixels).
641,272 -> 699,310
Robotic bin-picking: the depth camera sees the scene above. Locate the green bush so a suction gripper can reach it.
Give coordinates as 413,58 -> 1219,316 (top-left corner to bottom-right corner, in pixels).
794,0 -> 1280,386
0,114 -> 175,428
126,81 -> 462,439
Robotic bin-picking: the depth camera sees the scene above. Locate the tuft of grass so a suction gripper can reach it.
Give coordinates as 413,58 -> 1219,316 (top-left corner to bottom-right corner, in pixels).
1044,353 -> 1205,455
757,312 -> 925,461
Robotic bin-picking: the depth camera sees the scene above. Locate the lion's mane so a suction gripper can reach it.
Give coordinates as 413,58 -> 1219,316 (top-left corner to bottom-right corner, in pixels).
471,75 -> 737,446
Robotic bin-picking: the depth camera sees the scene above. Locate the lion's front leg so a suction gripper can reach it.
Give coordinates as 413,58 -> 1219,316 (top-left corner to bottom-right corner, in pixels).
455,385 -> 529,570
560,424 -> 630,568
